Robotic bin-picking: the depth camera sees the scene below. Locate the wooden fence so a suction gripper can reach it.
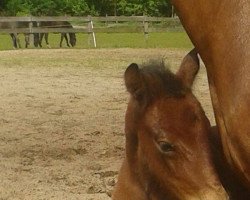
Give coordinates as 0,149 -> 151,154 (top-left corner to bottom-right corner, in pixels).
0,16 -> 182,47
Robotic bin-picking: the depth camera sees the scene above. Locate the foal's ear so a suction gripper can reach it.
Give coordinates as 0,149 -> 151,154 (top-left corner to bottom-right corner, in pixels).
124,63 -> 144,100
176,49 -> 200,88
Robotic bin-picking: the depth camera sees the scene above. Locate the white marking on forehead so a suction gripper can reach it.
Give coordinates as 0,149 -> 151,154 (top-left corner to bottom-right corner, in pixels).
146,104 -> 160,126
146,104 -> 167,138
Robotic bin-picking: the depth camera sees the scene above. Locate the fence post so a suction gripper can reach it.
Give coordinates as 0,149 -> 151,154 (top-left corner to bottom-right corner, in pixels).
87,15 -> 97,48
143,16 -> 149,41
28,16 -> 34,47
172,5 -> 175,18
105,14 -> 108,27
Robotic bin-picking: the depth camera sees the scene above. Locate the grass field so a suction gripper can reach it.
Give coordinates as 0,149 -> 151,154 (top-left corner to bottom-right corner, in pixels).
0,32 -> 193,50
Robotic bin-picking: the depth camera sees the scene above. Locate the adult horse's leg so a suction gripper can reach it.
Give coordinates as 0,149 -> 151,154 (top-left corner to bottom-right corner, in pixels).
64,34 -> 70,47
10,33 -> 21,48
60,33 -> 64,47
16,34 -> 21,48
40,33 -> 50,48
24,34 -> 29,48
33,33 -> 40,47
60,33 -> 70,47
10,33 -> 17,48
209,127 -> 250,199
69,33 -> 76,47
44,33 -> 50,48
39,33 -> 44,47
25,33 -> 39,48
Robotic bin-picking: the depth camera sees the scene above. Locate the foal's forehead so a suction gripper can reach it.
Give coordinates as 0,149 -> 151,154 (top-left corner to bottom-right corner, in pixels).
143,98 -> 209,149
145,95 -> 201,127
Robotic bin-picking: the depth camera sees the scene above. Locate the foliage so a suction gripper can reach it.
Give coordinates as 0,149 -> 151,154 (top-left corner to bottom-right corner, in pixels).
0,0 -> 173,16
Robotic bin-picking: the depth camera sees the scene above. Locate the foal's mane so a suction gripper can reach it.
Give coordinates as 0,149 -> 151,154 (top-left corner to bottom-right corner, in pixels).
139,60 -> 187,99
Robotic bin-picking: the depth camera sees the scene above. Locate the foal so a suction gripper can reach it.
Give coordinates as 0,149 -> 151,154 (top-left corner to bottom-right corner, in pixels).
112,50 -> 228,200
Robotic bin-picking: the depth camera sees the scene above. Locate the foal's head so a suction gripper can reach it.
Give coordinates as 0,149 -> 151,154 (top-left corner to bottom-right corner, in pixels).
124,50 -> 228,199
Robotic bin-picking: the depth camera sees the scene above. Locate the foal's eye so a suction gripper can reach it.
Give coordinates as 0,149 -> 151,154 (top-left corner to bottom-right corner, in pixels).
158,141 -> 175,153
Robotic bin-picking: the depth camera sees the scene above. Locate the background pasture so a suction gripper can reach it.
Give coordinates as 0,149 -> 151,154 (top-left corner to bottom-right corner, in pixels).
0,32 -> 192,50
0,48 -> 214,199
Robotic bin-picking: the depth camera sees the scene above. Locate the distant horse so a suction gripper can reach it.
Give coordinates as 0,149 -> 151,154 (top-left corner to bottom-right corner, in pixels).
0,21 -> 39,48
112,49 -> 229,200
38,21 -> 76,48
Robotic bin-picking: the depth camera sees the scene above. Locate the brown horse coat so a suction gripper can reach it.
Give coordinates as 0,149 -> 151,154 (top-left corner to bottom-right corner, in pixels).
172,0 -> 250,191
112,50 -> 228,200
209,126 -> 249,199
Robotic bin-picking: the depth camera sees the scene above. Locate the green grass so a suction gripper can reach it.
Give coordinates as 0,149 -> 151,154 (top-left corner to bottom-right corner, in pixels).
0,32 -> 193,50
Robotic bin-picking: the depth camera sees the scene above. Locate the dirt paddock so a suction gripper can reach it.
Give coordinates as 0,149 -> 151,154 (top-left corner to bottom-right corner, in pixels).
0,49 -> 214,200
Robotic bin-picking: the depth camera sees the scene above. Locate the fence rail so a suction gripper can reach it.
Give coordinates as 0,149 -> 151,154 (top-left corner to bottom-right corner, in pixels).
0,16 -> 181,33
0,16 -> 182,47
0,16 -> 177,22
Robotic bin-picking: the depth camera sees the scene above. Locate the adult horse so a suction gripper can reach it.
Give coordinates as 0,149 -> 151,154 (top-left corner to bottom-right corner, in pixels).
171,0 -> 250,192
0,21 -> 39,48
112,50 -> 228,200
38,21 -> 76,48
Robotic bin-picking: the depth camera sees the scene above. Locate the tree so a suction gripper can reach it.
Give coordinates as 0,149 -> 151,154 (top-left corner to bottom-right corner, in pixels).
0,0 -> 7,11
64,0 -> 91,16
116,0 -> 172,17
0,0 -> 173,17
27,0 -> 57,16
85,0 -> 114,16
5,0 -> 30,16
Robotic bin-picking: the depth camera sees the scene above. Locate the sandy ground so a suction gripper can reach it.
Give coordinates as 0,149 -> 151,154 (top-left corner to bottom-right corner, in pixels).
0,49 -> 214,200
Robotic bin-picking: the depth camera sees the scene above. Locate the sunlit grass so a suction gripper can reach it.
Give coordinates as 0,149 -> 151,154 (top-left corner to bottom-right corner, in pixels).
0,32 -> 193,50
